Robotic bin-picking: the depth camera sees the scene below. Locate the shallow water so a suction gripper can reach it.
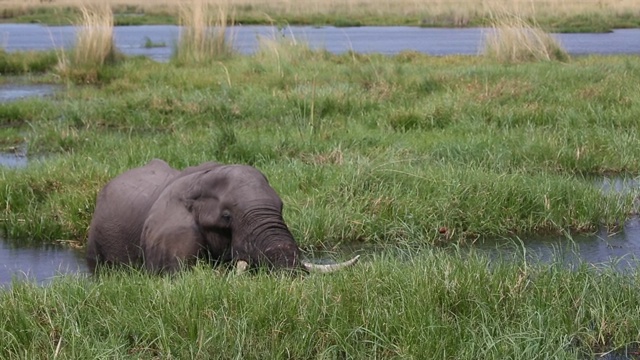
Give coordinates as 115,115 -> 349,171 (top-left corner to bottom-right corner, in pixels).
472,217 -> 640,273
0,83 -> 59,103
0,238 -> 87,287
0,151 -> 27,168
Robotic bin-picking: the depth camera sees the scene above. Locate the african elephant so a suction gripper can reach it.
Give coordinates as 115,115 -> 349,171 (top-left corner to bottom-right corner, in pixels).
86,159 -> 359,274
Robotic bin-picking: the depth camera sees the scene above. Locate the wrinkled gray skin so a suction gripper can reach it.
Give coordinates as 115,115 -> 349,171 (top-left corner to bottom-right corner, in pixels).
86,159 -> 306,274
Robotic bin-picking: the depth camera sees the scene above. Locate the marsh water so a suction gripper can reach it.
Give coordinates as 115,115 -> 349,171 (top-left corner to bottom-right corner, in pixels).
1,24 -> 639,61
0,84 -> 59,104
2,213 -> 640,286
0,238 -> 87,286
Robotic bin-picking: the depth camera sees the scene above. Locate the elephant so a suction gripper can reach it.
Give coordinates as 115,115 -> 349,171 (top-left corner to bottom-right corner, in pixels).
86,159 -> 359,274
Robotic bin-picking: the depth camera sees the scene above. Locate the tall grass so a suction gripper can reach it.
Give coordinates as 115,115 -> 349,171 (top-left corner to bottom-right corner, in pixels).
254,29 -> 324,78
56,4 -> 119,83
172,0 -> 234,65
2,250 -> 640,358
483,11 -> 569,63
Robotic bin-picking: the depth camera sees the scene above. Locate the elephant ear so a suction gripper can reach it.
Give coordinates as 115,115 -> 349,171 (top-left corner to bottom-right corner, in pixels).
140,174 -> 206,273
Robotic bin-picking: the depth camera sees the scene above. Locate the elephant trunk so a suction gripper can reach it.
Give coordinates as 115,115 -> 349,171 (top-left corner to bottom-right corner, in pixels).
238,206 -> 306,270
237,205 -> 360,273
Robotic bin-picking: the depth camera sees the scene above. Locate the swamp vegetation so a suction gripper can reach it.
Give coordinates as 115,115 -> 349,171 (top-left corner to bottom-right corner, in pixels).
1,6 -> 640,356
1,49 -> 638,246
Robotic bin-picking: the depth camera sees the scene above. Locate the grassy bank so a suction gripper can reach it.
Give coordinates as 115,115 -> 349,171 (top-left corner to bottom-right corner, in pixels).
1,47 -> 639,247
1,0 -> 639,31
2,249 -> 640,358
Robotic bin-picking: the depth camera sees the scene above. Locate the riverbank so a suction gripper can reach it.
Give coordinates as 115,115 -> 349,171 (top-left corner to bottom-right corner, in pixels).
2,249 -> 640,358
1,0 -> 639,32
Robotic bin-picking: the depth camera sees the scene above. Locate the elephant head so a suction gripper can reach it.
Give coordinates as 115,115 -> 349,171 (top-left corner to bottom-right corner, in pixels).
86,160 -> 359,274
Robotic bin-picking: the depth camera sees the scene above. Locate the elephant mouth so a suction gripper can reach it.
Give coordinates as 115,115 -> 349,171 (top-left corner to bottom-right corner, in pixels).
235,255 -> 360,274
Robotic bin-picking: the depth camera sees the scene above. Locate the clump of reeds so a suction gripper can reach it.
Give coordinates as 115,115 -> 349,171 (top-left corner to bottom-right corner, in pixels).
483,11 -> 569,63
172,0 -> 234,65
56,4 -> 119,83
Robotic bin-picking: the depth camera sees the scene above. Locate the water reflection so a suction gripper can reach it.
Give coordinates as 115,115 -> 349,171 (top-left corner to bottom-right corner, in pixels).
0,238 -> 88,287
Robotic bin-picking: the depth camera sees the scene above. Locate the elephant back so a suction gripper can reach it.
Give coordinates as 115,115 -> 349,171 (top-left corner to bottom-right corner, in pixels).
86,159 -> 180,271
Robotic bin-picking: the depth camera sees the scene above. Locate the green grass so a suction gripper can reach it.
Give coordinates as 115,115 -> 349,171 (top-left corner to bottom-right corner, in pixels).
0,50 -> 59,74
1,52 -> 639,246
2,249 -> 640,358
143,36 -> 167,48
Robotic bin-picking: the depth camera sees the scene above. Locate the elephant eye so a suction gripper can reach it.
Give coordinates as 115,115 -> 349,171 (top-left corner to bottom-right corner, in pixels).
221,211 -> 231,223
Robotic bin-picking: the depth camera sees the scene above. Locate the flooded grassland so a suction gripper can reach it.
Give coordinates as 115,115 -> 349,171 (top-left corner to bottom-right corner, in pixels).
2,44 -> 640,357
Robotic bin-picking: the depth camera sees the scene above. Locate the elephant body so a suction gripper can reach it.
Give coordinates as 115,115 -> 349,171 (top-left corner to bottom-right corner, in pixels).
86,159 -> 311,273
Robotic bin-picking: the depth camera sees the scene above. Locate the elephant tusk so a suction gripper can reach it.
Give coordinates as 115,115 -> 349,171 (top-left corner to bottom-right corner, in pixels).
236,260 -> 249,274
303,255 -> 360,273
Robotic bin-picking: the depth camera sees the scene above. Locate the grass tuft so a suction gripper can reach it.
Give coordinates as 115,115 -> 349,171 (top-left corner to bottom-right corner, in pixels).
56,4 -> 120,83
172,0 -> 235,65
483,11 -> 569,63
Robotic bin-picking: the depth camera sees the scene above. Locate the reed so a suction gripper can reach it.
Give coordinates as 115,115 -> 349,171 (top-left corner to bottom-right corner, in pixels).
56,4 -> 119,83
483,11 -> 569,63
172,0 -> 234,65
254,29 -> 324,77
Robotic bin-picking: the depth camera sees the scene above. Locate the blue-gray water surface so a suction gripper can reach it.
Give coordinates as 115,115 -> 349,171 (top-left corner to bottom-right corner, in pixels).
0,152 -> 27,168
0,239 -> 87,287
0,84 -> 59,104
1,24 -> 639,62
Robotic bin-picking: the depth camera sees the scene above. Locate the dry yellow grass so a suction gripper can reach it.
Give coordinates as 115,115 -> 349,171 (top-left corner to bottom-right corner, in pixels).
56,4 -> 118,82
483,11 -> 569,63
173,0 -> 234,64
73,5 -> 116,66
1,0 -> 638,22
